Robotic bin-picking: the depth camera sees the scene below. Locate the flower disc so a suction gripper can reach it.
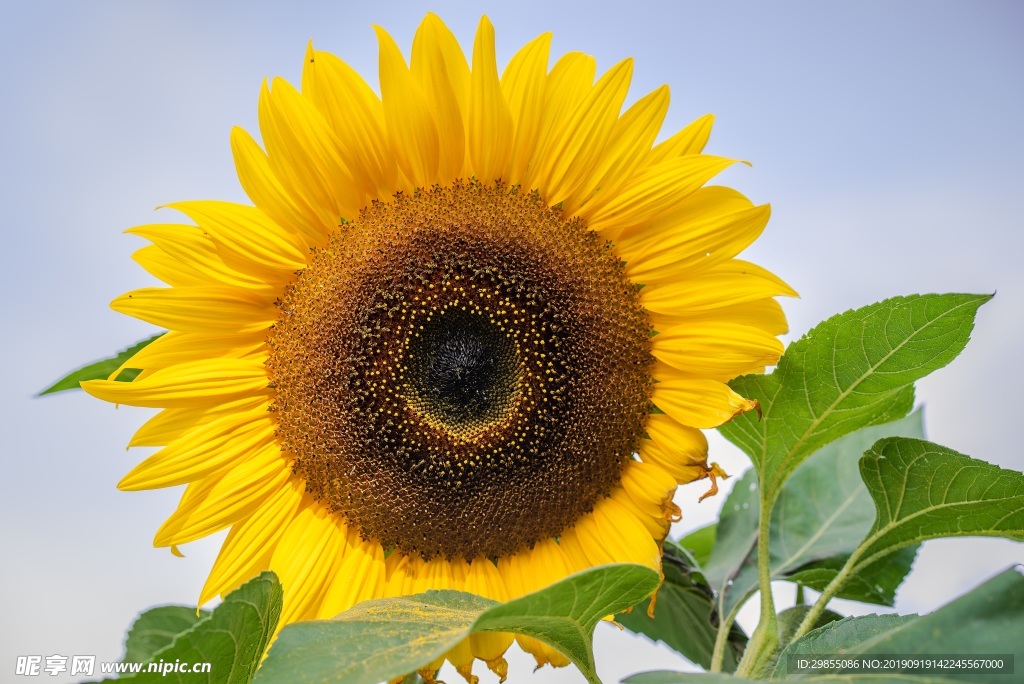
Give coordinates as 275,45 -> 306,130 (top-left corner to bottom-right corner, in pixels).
266,181 -> 654,559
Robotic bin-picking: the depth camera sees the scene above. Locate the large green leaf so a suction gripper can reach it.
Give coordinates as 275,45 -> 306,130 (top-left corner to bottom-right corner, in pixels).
254,563 -> 659,684
775,567 -> 1024,682
98,572 -> 282,684
38,333 -> 164,395
705,414 -> 925,618
619,540 -> 747,671
770,413 -> 923,576
786,548 -> 918,607
258,591 -> 495,684
851,438 -> 1024,570
123,606 -> 211,665
720,293 -> 989,502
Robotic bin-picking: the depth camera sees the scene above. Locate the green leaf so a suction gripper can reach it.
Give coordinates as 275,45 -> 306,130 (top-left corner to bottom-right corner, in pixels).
679,524 -> 717,568
255,563 -> 659,684
702,468 -> 759,606
258,591 -> 495,684
624,673 -> 758,684
788,548 -> 918,606
101,572 -> 282,684
38,333 -> 164,395
720,293 -> 989,503
852,438 -> 1024,570
776,605 -> 843,651
706,413 -> 925,618
770,413 -> 924,575
775,567 -> 1024,682
123,606 -> 211,665
619,541 -> 747,671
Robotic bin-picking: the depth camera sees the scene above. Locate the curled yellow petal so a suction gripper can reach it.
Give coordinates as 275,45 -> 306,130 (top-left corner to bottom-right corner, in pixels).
652,365 -> 759,429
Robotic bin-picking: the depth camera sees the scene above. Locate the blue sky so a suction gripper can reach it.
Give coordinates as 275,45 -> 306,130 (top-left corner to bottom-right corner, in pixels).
2,2 -> 1022,682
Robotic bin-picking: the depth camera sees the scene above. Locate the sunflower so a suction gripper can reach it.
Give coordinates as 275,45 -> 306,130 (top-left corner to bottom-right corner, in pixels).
83,14 -> 794,682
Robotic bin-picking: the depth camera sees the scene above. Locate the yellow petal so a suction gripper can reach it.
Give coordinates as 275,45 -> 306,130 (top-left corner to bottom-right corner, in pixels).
652,321 -> 784,380
317,534 -> 386,619
520,52 -> 596,190
611,487 -> 668,539
641,259 -> 796,315
163,201 -> 306,276
110,286 -> 275,334
301,44 -> 398,202
113,330 -> 265,377
647,113 -> 715,164
230,125 -> 328,245
375,25 -> 439,188
615,192 -> 768,282
131,245 -> 207,288
564,84 -> 669,215
651,365 -> 759,429
271,502 -> 349,625
616,460 -> 680,538
500,32 -> 552,183
128,395 -> 269,447
556,528 -> 593,574
127,223 -> 275,291
118,407 -> 274,490
259,77 -> 361,222
421,14 -> 471,117
384,552 -> 418,597
586,155 -> 740,236
573,496 -> 660,570
82,358 -> 268,408
468,16 -> 513,183
532,59 -> 633,206
645,413 -> 708,466
200,476 -> 305,605
638,439 -> 709,485
498,540 -> 572,669
412,558 -> 454,674
412,15 -> 468,182
443,558 -> 476,677
465,558 -> 514,664
620,459 -> 678,517
153,441 -> 290,546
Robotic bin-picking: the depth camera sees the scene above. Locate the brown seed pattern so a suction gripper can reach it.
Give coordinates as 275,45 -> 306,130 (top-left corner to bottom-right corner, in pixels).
266,181 -> 653,559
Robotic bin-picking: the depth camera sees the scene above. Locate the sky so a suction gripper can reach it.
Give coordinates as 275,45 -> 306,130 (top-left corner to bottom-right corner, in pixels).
1,1 -> 1022,683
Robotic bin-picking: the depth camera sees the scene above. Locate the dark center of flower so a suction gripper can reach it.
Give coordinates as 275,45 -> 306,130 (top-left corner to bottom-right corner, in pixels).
266,181 -> 653,560
405,307 -> 520,432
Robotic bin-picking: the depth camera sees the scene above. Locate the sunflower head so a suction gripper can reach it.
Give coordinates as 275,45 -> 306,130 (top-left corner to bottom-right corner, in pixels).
83,13 -> 794,681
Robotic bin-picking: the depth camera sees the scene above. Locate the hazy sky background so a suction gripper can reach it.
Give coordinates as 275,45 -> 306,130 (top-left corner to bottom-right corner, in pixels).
2,2 -> 1022,682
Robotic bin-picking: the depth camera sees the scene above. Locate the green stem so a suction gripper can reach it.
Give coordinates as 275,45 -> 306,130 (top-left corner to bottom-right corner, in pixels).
795,582 -> 805,606
789,549 -> 862,644
734,490 -> 779,678
709,601 -> 743,672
